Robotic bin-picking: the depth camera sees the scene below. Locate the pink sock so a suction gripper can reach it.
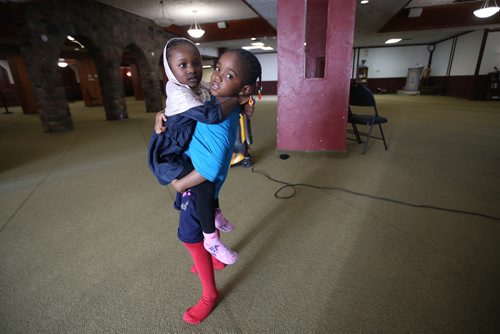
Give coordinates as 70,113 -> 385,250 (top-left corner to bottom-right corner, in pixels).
215,208 -> 235,233
203,232 -> 238,265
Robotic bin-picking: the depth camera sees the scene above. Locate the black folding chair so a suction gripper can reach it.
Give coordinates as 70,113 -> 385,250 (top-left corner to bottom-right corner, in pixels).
347,84 -> 388,154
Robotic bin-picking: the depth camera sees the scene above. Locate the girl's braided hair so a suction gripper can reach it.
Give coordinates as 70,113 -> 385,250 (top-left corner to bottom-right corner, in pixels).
226,49 -> 263,95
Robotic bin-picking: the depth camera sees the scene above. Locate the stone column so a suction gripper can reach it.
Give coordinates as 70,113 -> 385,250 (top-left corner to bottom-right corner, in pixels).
94,46 -> 128,120
21,37 -> 73,132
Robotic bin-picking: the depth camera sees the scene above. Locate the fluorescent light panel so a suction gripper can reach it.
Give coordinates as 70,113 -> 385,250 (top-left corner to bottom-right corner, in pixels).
385,38 -> 402,44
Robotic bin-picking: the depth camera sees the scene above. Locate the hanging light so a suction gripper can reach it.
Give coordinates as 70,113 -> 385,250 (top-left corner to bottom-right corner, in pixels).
187,10 -> 205,38
473,0 -> 500,18
58,58 -> 68,68
154,0 -> 173,27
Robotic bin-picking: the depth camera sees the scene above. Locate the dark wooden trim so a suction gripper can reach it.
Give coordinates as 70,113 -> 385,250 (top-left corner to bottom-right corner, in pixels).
446,37 -> 457,77
475,29 -> 489,76
261,81 -> 277,95
380,2 -> 500,33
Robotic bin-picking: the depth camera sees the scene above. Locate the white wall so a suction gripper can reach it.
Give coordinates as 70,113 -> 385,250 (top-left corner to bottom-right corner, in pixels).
356,46 -> 429,78
480,30 -> 500,75
0,60 -> 14,84
255,53 -> 278,81
450,30 -> 483,76
430,39 -> 452,76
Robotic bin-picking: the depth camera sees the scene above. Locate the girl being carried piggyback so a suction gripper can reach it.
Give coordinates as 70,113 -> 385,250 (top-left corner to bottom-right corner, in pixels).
148,38 -> 255,265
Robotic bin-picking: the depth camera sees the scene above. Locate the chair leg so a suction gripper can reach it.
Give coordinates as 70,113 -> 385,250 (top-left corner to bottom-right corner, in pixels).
378,123 -> 388,150
351,124 -> 362,143
361,123 -> 375,154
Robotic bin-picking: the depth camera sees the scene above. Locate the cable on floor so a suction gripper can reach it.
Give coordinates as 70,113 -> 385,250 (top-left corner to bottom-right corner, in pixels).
250,165 -> 500,222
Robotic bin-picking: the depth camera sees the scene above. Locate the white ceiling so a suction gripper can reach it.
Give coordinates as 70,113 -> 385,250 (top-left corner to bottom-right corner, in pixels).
97,0 -> 258,26
96,0 -> 500,51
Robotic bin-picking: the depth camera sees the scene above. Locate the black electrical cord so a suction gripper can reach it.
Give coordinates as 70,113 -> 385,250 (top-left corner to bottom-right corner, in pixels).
250,165 -> 500,222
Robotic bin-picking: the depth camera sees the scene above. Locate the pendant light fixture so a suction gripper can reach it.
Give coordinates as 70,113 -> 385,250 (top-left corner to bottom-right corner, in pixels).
57,58 -> 68,68
154,0 -> 173,27
187,10 -> 205,38
473,0 -> 500,18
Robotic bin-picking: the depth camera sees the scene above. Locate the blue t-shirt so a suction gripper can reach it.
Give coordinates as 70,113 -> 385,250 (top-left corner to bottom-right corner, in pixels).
185,106 -> 240,197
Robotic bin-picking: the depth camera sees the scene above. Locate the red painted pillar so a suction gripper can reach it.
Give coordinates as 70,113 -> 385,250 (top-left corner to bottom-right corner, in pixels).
277,0 -> 356,153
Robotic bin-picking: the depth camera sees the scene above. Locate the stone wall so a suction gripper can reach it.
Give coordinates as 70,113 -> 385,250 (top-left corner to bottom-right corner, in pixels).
17,0 -> 171,132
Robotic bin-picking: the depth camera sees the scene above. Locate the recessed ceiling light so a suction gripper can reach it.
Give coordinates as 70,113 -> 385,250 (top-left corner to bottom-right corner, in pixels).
385,38 -> 402,44
360,0 -> 369,4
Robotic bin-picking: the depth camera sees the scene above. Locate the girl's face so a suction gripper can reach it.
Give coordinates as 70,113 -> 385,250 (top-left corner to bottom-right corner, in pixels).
210,52 -> 250,97
168,44 -> 202,89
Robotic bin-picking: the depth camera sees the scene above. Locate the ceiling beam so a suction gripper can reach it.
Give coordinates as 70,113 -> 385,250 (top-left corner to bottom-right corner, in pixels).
380,2 -> 500,32
164,17 -> 276,42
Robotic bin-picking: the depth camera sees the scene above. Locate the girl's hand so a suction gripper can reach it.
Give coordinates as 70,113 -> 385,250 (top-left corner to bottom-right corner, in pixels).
170,179 -> 186,193
238,95 -> 250,105
154,111 -> 167,134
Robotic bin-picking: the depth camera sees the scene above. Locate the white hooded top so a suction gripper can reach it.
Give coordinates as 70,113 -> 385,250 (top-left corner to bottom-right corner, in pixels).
163,38 -> 211,117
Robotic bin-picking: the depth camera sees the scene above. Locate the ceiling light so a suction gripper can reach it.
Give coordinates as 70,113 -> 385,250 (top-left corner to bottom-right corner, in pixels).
473,0 -> 500,18
385,38 -> 402,44
217,21 -> 227,29
187,10 -> 205,38
360,0 -> 369,4
67,35 -> 85,48
242,45 -> 274,51
58,58 -> 68,68
242,46 -> 260,50
154,0 -> 173,27
251,42 -> 265,46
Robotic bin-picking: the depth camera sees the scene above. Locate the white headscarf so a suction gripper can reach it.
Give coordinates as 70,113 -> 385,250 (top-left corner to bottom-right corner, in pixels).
163,38 -> 211,117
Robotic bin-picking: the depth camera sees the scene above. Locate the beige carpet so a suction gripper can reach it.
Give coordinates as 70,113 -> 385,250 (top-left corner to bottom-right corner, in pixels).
1,95 -> 499,333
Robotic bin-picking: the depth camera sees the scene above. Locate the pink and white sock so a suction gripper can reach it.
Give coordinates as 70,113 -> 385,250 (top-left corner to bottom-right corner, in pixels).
203,232 -> 238,265
215,208 -> 235,233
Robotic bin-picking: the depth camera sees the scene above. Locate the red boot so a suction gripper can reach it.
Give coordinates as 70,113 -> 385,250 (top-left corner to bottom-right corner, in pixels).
182,241 -> 219,324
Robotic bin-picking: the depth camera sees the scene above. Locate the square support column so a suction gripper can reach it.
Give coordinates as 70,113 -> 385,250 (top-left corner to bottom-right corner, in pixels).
277,0 -> 356,153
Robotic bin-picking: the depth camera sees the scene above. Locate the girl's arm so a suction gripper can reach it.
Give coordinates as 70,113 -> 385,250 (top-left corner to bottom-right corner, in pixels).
171,170 -> 206,193
182,96 -> 240,124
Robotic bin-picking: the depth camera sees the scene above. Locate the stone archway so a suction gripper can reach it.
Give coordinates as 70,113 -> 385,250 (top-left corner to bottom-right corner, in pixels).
16,0 -> 169,132
60,35 -> 103,107
123,43 -> 163,114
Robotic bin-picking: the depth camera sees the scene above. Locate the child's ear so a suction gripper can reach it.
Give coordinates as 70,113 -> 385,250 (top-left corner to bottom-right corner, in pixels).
239,84 -> 253,96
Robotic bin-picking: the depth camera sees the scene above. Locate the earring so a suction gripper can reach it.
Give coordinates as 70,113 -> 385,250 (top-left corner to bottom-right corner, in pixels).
257,83 -> 263,100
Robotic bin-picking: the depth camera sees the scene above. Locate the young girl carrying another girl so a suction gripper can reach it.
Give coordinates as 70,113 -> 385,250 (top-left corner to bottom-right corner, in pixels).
149,38 -> 249,265
155,48 -> 262,324
149,38 -> 248,264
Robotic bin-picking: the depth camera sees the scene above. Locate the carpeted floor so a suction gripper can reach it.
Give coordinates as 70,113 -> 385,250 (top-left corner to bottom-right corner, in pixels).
1,95 -> 499,333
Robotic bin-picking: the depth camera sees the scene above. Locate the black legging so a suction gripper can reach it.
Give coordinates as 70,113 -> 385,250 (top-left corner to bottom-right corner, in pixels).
177,158 -> 218,234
